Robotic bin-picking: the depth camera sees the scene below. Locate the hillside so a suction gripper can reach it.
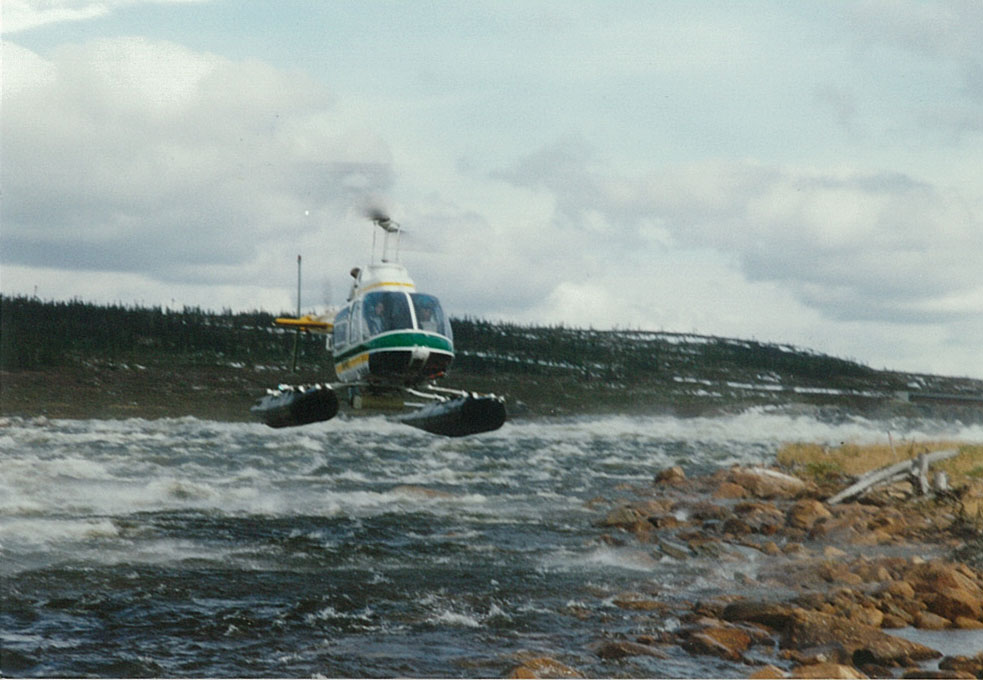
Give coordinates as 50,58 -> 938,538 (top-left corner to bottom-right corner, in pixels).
2,295 -> 981,421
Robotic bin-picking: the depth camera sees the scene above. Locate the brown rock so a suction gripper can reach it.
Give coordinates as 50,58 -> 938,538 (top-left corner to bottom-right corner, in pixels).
901,671 -> 975,679
729,467 -> 809,499
714,481 -> 748,499
628,519 -> 655,542
953,615 -> 983,629
594,640 -> 667,660
723,517 -> 752,536
915,611 -> 951,630
848,559 -> 890,584
819,561 -> 864,586
880,613 -> 907,629
909,562 -> 982,596
927,586 -> 983,622
854,607 -> 884,629
787,499 -> 832,530
790,662 -> 869,678
682,626 -> 752,662
655,465 -> 686,484
940,653 -> 983,676
736,501 -> 786,533
748,663 -> 786,678
781,609 -> 941,666
509,656 -> 583,679
601,505 -> 643,528
649,514 -> 684,529
883,580 -> 916,600
761,541 -> 782,556
722,601 -> 799,630
783,542 -> 810,557
612,592 -> 669,612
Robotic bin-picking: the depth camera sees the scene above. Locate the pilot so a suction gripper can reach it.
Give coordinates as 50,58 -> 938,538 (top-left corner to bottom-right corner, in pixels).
367,299 -> 387,334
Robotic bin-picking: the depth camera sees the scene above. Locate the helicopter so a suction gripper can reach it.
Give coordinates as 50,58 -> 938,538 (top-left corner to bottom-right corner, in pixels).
251,212 -> 507,437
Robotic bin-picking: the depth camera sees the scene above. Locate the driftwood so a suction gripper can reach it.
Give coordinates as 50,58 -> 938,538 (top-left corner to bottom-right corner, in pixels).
827,449 -> 960,505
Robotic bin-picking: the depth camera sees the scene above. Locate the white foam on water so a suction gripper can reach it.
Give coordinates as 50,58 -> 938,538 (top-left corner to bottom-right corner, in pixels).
2,412 -> 979,576
541,544 -> 663,574
426,609 -> 482,628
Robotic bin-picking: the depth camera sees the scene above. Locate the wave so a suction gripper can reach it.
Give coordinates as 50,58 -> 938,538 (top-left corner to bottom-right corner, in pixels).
2,411 -> 979,575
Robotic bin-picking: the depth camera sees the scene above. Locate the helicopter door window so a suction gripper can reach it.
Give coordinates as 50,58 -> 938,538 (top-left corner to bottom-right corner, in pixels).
350,303 -> 363,344
363,292 -> 412,335
333,307 -> 350,349
410,293 -> 450,338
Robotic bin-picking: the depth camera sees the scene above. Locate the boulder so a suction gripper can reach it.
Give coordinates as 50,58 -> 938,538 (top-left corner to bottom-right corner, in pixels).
735,501 -> 785,533
908,562 -> 982,596
790,662 -> 869,678
722,600 -> 799,630
729,467 -> 809,499
880,613 -> 908,629
939,653 -> 983,676
953,615 -> 983,629
780,609 -> 941,666
787,499 -> 832,531
818,561 -> 864,586
714,481 -> 748,499
655,465 -> 686,485
852,606 -> 884,629
748,664 -> 786,678
914,611 -> 950,630
509,656 -> 583,679
926,586 -> 983,622
882,579 -> 915,600
612,592 -> 670,612
681,625 -> 752,662
601,505 -> 644,528
594,640 -> 667,660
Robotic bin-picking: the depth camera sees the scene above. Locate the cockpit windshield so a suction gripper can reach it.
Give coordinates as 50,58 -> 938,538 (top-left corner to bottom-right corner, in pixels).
362,292 -> 413,335
411,293 -> 451,339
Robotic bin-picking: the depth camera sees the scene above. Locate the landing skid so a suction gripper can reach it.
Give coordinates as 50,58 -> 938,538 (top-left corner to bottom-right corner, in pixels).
251,382 -> 506,436
398,386 -> 507,437
250,383 -> 339,429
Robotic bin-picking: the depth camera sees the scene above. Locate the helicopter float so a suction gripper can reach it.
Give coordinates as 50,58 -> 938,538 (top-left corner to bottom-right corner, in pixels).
251,213 -> 507,437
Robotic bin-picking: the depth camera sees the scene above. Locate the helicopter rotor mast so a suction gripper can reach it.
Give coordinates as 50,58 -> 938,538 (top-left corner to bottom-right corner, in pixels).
366,208 -> 401,263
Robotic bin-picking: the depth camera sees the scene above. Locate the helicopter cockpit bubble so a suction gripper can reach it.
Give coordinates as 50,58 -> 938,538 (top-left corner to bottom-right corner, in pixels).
410,293 -> 451,338
363,291 -> 413,336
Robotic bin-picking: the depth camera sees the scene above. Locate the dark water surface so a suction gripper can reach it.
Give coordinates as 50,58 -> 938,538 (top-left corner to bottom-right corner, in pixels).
2,412 -> 981,677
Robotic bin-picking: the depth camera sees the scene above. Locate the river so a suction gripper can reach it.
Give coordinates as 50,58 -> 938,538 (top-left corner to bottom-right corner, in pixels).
2,410 -> 981,677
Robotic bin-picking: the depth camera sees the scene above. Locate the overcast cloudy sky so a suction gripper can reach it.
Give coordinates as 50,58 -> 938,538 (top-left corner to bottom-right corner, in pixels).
3,1 -> 982,378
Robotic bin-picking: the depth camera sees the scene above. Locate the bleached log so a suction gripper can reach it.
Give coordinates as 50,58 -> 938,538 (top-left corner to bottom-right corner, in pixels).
827,449 -> 959,505
916,453 -> 929,495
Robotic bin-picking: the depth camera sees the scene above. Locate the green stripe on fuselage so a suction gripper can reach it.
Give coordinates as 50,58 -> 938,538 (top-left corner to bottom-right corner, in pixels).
333,331 -> 454,363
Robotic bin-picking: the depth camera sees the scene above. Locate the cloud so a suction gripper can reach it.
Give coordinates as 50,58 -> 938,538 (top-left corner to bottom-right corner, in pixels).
2,0 -> 208,34
496,138 -> 983,326
848,0 -> 983,67
1,38 -> 393,287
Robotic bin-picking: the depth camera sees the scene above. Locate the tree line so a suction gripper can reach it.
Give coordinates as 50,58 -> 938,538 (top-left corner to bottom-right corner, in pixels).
0,295 -> 324,369
1,296 -> 873,386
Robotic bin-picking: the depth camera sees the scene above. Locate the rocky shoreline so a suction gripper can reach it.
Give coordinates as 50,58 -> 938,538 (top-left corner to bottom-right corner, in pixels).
512,464 -> 983,679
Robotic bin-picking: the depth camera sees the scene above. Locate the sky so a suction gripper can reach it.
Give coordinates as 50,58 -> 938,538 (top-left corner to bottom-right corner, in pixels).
2,0 -> 982,379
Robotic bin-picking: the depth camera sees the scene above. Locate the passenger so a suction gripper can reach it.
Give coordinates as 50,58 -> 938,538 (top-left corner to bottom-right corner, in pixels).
418,305 -> 439,332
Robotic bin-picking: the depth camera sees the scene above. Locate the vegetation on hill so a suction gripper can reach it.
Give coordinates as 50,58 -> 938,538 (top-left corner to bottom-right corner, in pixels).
2,294 -> 982,420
